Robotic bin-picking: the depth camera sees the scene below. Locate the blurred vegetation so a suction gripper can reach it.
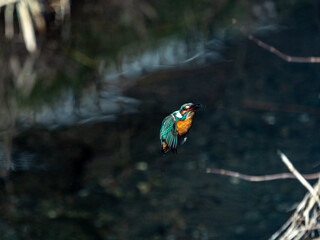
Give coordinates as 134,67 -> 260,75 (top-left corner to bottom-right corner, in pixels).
0,0 -> 311,109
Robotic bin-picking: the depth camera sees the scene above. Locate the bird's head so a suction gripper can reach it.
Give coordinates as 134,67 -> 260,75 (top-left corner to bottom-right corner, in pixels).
178,103 -> 201,119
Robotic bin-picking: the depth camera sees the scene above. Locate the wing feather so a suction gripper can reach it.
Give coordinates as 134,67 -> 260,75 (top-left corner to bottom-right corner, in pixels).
160,115 -> 178,151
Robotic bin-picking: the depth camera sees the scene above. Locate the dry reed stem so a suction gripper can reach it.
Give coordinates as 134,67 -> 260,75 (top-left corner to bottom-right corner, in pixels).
27,0 -> 46,32
0,0 -> 18,8
1,0 -> 70,53
206,150 -> 320,240
4,3 -> 14,39
278,151 -> 320,208
269,167 -> 320,240
270,180 -> 320,240
17,0 -> 37,52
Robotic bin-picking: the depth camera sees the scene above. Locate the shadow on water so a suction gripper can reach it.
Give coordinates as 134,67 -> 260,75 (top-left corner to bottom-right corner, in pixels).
1,0 -> 320,239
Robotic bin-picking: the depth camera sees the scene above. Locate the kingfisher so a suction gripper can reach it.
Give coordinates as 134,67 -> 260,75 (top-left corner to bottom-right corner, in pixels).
160,103 -> 201,153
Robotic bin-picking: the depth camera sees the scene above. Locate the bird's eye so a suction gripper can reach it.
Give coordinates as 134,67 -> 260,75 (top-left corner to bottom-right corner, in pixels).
183,105 -> 190,110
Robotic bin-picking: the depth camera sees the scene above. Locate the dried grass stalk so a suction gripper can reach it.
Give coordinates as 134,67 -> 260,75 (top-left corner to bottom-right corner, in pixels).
270,153 -> 320,240
279,151 -> 320,207
4,3 -> 14,39
26,0 -> 46,32
0,0 -> 18,8
10,55 -> 37,96
1,0 -> 70,53
17,0 -> 37,52
50,0 -> 70,22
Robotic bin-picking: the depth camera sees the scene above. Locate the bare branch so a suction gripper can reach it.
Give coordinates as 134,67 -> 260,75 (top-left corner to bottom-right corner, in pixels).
206,168 -> 320,182
232,18 -> 320,63
243,99 -> 320,116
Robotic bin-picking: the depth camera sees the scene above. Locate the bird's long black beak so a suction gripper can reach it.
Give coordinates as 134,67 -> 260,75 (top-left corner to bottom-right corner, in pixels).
190,103 -> 202,111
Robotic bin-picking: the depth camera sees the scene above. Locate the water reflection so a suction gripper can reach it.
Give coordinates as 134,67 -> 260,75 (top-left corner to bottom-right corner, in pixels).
2,32 -> 228,130
19,81 -> 140,128
105,35 -> 226,81
0,144 -> 36,171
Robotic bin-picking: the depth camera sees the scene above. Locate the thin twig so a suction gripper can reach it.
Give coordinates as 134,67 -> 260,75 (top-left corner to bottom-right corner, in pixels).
206,168 -> 320,182
278,150 -> 320,208
243,99 -> 320,116
232,18 -> 320,63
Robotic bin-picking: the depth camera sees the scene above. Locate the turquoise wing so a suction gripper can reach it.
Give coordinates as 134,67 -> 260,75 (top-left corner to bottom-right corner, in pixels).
160,115 -> 178,150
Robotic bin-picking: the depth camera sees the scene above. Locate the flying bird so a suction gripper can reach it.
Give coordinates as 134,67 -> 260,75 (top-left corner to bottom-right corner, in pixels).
160,103 -> 201,153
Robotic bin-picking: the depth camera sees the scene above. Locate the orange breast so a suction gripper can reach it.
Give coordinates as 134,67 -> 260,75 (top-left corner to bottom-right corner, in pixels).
177,118 -> 193,136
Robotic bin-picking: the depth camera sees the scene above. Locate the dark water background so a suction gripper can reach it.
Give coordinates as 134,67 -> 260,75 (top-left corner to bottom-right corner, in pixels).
1,0 -> 320,239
